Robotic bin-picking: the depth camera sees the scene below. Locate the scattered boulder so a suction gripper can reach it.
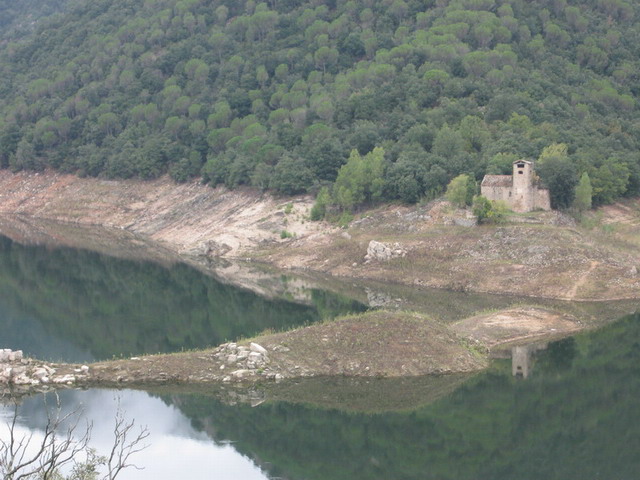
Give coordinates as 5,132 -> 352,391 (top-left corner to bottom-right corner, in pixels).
364,240 -> 406,263
186,240 -> 232,258
52,374 -> 76,385
0,349 -> 23,362
250,342 -> 268,355
213,342 -> 273,382
0,348 -> 89,393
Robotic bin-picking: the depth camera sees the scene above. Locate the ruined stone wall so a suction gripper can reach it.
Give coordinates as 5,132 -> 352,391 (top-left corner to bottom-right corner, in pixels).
481,184 -> 551,213
480,185 -> 511,203
534,188 -> 551,211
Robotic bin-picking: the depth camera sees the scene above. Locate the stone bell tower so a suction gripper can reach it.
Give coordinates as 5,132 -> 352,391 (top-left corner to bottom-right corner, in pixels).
511,160 -> 534,212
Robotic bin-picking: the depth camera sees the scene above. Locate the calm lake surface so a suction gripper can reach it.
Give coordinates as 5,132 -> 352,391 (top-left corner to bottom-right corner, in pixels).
1,234 -> 640,479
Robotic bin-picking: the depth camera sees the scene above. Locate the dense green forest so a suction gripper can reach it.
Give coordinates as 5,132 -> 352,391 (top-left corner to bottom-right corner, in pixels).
0,0 -> 68,41
1,0 -> 639,210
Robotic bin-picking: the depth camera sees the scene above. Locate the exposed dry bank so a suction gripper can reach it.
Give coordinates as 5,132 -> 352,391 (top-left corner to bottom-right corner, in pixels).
82,310 -> 488,387
1,307 -> 585,394
0,171 -> 638,393
0,170 -> 638,301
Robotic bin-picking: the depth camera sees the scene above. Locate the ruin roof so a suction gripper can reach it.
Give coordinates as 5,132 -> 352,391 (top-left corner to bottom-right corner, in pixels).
481,175 -> 512,187
513,159 -> 532,165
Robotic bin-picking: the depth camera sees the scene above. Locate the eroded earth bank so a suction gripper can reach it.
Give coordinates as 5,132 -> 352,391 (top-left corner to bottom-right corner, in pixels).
0,170 -> 639,394
0,170 -> 638,301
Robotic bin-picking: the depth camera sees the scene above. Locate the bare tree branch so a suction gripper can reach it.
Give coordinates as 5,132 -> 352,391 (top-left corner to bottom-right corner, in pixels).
104,399 -> 150,480
1,393 -> 149,480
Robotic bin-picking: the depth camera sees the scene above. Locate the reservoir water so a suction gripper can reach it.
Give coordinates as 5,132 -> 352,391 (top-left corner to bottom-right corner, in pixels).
1,233 -> 640,479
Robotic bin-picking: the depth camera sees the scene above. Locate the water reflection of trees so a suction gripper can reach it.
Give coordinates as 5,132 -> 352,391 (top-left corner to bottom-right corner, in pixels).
0,236 -> 364,360
173,313 -> 640,480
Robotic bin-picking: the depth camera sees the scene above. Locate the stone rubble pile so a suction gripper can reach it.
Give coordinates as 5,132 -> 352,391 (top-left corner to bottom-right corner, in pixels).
364,240 -> 407,263
213,342 -> 283,382
0,348 -> 89,390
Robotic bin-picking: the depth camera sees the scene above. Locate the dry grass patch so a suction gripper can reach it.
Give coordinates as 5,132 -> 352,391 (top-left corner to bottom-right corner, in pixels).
254,310 -> 488,377
451,307 -> 582,348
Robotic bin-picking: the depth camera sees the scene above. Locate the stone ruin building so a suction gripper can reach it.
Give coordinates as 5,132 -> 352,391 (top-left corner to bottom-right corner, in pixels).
480,160 -> 551,213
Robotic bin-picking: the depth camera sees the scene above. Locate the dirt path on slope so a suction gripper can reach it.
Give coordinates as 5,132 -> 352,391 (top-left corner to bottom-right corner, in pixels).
566,260 -> 600,300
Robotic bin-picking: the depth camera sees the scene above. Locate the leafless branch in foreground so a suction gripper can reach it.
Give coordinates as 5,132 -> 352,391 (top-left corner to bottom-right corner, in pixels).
0,393 -> 149,480
104,399 -> 150,480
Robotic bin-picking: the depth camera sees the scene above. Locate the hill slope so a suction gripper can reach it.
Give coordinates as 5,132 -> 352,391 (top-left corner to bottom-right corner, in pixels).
0,0 -> 639,206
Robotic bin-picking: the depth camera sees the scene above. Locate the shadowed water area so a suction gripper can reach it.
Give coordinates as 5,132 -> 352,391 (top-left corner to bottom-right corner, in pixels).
172,314 -> 640,480
0,234 -> 365,362
1,233 -> 639,479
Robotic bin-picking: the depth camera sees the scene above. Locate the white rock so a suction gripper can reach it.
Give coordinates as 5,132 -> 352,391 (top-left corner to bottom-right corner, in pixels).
248,352 -> 263,361
231,369 -> 252,378
10,350 -> 23,362
33,367 -> 49,379
364,240 -> 406,263
52,374 -> 76,384
226,354 -> 238,364
250,343 -> 268,355
237,350 -> 249,360
13,374 -> 38,385
73,365 -> 90,374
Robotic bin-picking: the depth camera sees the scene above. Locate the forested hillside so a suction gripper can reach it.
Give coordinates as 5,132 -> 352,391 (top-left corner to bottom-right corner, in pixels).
0,0 -> 69,42
0,0 -> 639,210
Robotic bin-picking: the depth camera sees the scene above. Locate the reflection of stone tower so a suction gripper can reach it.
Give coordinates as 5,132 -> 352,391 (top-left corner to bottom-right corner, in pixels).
511,343 -> 549,378
512,160 -> 533,212
512,345 -> 532,378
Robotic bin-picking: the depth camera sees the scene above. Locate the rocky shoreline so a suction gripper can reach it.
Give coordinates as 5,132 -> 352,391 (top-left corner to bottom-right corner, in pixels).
0,349 -> 90,397
0,171 -> 638,399
1,307 -> 595,398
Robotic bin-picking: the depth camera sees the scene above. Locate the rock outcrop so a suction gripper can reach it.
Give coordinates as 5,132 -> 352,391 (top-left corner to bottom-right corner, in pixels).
0,349 -> 88,395
364,240 -> 406,263
213,342 -> 283,382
